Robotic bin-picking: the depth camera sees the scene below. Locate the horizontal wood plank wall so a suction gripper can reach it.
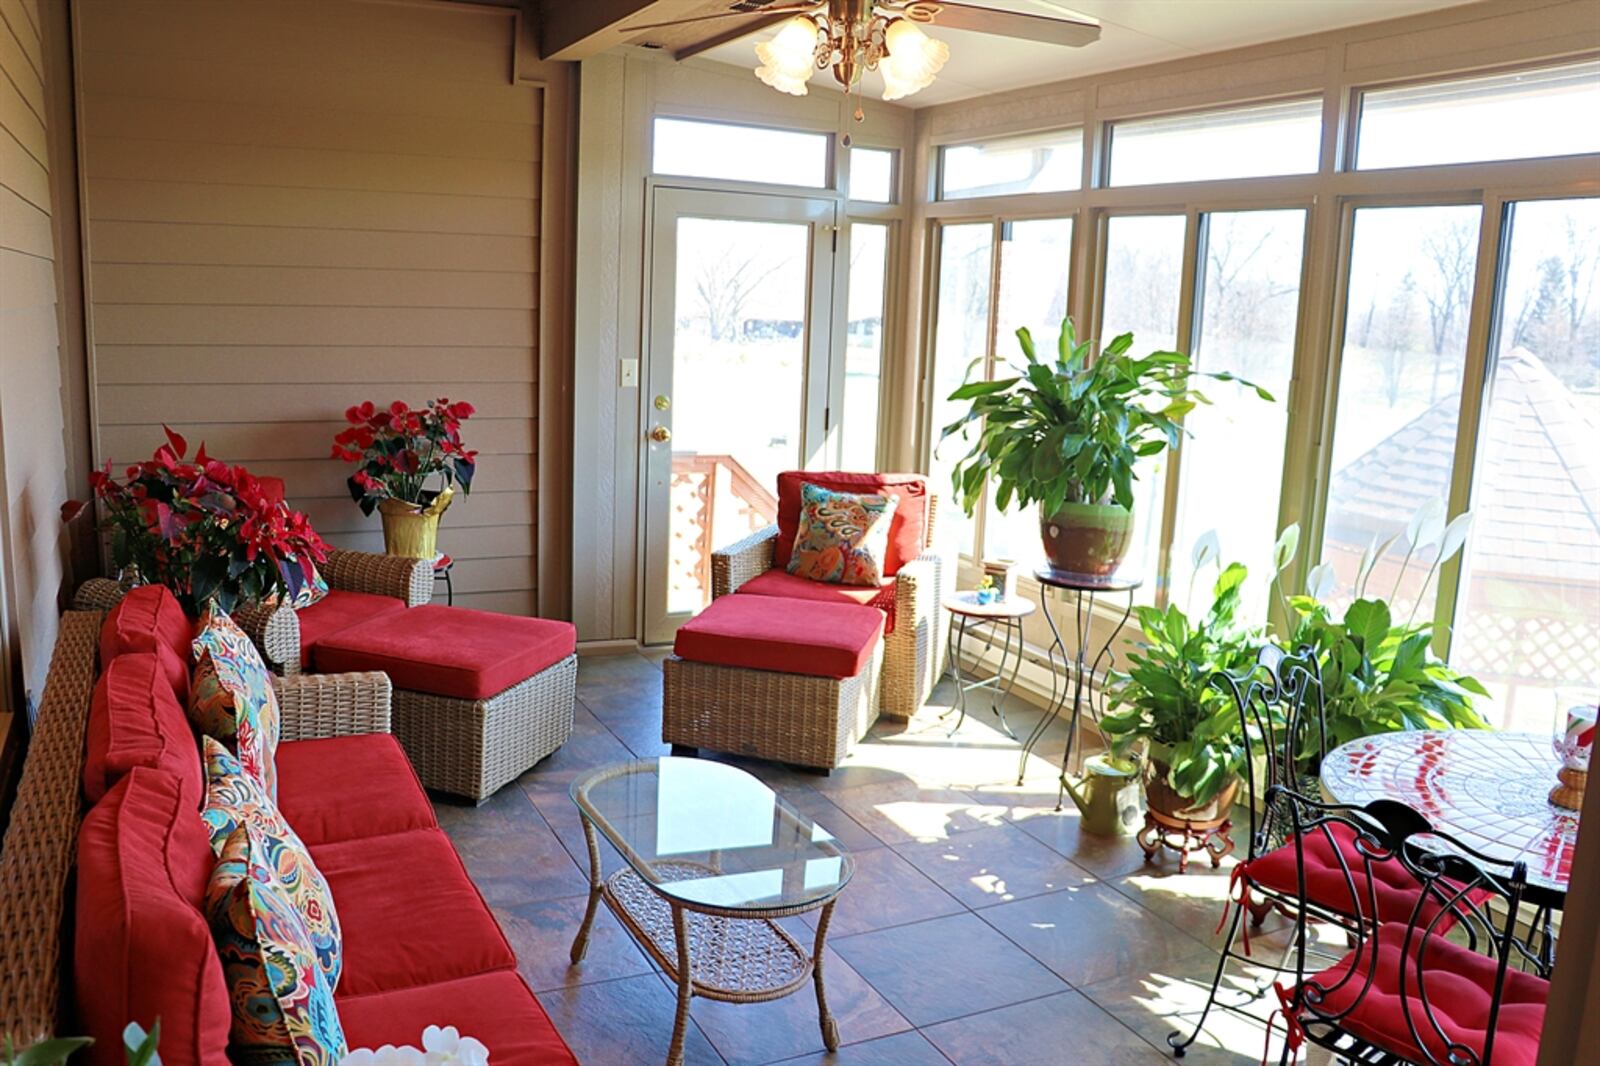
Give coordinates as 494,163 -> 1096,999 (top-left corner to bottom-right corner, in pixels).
0,0 -> 71,713
74,0 -> 541,615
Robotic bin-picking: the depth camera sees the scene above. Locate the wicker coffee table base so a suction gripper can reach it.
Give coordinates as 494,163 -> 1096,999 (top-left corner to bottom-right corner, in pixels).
570,820 -> 842,1066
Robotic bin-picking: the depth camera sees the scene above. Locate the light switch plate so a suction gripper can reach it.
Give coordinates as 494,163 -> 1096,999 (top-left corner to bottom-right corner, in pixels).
620,359 -> 639,388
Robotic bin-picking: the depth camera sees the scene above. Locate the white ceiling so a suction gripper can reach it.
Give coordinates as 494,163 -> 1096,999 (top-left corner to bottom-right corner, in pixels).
697,0 -> 1484,107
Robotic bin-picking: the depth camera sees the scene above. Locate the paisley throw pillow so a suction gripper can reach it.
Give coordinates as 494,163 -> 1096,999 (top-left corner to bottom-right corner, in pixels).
786,482 -> 899,587
207,825 -> 348,1065
202,736 -> 342,989
191,605 -> 281,799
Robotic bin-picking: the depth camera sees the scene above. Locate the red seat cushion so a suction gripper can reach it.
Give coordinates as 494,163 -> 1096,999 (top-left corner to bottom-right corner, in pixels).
774,472 -> 928,577
1300,921 -> 1548,1066
337,972 -> 577,1064
295,588 -> 406,659
313,605 -> 577,701
674,594 -> 883,679
276,734 -> 437,846
736,569 -> 898,633
99,584 -> 192,701
1245,822 -> 1480,928
75,768 -> 231,1066
83,652 -> 202,808
309,828 -> 517,996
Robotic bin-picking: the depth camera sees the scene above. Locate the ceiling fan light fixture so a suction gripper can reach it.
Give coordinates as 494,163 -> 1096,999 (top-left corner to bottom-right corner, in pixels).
754,15 -> 820,96
878,17 -> 949,101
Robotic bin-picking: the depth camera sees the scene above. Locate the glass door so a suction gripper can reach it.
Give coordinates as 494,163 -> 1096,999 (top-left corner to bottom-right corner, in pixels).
642,188 -> 839,645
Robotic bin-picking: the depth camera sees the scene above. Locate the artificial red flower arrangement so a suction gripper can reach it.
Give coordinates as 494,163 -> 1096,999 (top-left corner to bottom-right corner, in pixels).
331,398 -> 477,514
87,426 -> 328,614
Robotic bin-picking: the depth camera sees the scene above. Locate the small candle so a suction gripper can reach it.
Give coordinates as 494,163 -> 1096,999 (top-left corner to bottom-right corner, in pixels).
1558,704 -> 1596,771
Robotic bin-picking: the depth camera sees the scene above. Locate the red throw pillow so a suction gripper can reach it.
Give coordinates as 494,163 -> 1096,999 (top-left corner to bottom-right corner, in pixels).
775,472 -> 928,576
99,584 -> 192,701
83,652 -> 203,808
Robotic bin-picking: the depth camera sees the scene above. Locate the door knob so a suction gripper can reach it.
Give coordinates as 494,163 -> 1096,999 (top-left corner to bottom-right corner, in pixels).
649,425 -> 671,443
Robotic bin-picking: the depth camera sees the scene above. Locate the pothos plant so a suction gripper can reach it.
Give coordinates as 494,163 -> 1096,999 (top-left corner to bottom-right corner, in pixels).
940,317 -> 1272,517
1100,557 -> 1262,807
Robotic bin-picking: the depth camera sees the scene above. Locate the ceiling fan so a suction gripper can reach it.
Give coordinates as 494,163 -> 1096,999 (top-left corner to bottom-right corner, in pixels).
624,1 -> 1101,115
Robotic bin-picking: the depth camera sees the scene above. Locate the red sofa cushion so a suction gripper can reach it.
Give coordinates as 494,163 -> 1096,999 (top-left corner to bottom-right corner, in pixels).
1301,921 -> 1548,1066
337,972 -> 577,1065
295,588 -> 406,659
313,605 -> 576,701
736,569 -> 898,633
774,472 -> 928,576
75,768 -> 231,1066
310,828 -> 518,996
276,733 -> 437,846
674,594 -> 883,679
99,584 -> 191,701
83,652 -> 202,809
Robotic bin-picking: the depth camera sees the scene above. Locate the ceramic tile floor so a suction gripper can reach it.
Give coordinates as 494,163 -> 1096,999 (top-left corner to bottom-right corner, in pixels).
432,653 -> 1293,1066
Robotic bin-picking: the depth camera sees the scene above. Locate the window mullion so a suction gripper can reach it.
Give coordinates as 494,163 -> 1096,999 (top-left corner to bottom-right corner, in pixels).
1154,210 -> 1205,608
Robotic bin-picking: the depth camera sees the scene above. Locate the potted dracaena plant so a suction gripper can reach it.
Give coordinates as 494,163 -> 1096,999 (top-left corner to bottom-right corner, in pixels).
942,317 -> 1271,576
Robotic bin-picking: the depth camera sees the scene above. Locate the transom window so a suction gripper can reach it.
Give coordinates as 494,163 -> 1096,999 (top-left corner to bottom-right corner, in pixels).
651,117 -> 830,188
1106,98 -> 1323,187
938,129 -> 1083,200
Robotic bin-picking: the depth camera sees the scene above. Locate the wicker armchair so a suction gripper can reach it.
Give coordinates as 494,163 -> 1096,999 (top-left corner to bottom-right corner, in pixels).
73,547 -> 433,675
709,496 -> 950,721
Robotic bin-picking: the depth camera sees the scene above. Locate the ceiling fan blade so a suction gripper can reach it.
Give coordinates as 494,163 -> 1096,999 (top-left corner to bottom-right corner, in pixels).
925,2 -> 1101,48
625,2 -> 819,35
675,10 -> 801,60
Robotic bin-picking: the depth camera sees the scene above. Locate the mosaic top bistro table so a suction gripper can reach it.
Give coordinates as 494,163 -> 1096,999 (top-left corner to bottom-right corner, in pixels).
568,757 -> 855,1066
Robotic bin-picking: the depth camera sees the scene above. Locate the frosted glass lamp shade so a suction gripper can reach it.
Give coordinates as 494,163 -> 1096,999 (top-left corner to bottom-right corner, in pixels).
879,18 -> 949,101
755,16 -> 819,96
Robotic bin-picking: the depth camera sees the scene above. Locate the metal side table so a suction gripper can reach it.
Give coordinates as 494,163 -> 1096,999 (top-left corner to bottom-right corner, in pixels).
1017,566 -> 1142,808
942,590 -> 1036,738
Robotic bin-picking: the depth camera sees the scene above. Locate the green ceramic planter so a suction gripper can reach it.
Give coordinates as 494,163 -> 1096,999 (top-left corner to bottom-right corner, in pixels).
1039,501 -> 1134,576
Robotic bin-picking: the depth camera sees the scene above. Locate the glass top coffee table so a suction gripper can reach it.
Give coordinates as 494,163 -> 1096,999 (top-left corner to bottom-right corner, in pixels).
568,757 -> 854,1065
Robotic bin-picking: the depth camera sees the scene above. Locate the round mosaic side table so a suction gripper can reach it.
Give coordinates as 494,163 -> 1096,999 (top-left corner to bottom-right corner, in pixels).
941,590 -> 1036,738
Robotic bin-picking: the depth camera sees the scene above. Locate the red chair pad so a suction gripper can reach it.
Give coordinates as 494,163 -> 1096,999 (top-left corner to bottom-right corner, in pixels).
83,652 -> 203,809
309,828 -> 518,996
674,594 -> 883,679
774,472 -> 928,576
337,971 -> 576,1064
313,605 -> 576,701
296,589 -> 406,659
736,569 -> 898,633
275,734 -> 438,846
1301,920 -> 1548,1066
99,584 -> 192,700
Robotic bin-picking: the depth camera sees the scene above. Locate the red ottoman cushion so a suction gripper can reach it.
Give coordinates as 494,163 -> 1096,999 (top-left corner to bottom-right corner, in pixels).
310,828 -> 518,996
276,733 -> 438,845
295,588 -> 406,659
774,472 -> 928,576
75,768 -> 231,1066
674,594 -> 883,679
736,569 -> 898,633
83,652 -> 202,808
313,606 -> 576,701
337,972 -> 577,1065
99,584 -> 191,701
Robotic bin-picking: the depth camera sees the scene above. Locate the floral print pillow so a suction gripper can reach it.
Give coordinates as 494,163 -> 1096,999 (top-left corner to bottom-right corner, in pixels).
207,825 -> 348,1065
785,482 -> 900,587
202,736 -> 342,989
191,605 -> 281,799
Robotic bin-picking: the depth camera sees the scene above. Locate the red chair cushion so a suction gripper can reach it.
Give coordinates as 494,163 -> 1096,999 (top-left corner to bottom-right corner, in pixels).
275,734 -> 438,846
337,972 -> 577,1065
99,584 -> 192,701
736,569 -> 898,633
1301,920 -> 1548,1066
774,472 -> 929,577
1245,822 -> 1481,928
83,652 -> 202,809
673,594 -> 883,679
75,768 -> 231,1066
295,588 -> 406,659
313,605 -> 576,701
309,828 -> 518,996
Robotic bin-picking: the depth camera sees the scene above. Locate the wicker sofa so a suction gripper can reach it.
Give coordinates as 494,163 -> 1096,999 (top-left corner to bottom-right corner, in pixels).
0,593 -> 576,1061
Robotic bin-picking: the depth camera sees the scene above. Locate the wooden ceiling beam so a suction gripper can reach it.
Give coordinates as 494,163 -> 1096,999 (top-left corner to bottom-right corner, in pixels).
537,0 -> 708,61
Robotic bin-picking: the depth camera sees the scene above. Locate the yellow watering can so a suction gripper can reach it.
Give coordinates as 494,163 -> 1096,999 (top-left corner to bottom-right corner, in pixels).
1061,754 -> 1144,837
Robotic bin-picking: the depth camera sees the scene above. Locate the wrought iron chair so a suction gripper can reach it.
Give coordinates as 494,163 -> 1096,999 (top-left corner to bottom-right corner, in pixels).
1269,790 -> 1551,1066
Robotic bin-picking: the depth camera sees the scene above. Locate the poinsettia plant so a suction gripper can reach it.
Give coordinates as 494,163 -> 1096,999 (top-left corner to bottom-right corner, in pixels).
88,427 -> 328,614
330,399 -> 477,516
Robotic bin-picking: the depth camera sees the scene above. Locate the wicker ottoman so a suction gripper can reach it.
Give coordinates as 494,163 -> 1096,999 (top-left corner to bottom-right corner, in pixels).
663,595 -> 884,771
314,605 -> 577,802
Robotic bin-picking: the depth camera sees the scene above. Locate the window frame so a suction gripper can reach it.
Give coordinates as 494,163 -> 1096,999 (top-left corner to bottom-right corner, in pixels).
1101,95 -> 1326,189
936,126 -> 1087,202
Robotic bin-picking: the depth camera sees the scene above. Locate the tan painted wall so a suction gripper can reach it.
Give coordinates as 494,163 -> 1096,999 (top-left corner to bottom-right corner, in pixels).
0,0 -> 72,716
74,0 -> 547,615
